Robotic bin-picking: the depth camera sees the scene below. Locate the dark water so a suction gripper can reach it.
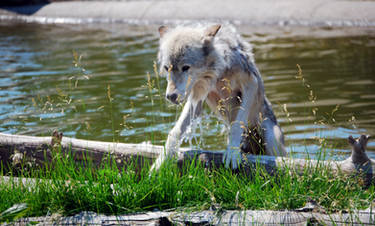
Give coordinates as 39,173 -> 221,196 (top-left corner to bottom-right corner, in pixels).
1,22 -> 374,159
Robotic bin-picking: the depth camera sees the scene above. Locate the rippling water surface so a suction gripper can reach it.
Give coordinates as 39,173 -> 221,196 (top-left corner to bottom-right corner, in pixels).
1,22 -> 374,159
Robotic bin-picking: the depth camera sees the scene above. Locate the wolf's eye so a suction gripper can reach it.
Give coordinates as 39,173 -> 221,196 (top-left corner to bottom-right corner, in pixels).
182,65 -> 190,72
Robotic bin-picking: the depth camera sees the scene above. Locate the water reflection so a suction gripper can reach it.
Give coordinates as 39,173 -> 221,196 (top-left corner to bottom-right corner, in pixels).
0,22 -> 374,159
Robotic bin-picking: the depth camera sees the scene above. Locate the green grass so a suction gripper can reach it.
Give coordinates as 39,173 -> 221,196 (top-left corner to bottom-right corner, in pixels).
0,147 -> 374,222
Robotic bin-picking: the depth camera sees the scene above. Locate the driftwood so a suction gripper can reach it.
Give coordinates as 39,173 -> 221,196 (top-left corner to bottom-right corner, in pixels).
5,208 -> 375,225
0,131 -> 163,174
0,132 -> 374,185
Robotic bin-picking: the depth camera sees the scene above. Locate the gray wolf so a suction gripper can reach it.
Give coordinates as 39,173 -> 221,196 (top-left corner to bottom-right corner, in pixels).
151,24 -> 286,171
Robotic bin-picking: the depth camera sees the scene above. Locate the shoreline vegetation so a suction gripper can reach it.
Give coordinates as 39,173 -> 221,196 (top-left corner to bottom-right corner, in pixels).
0,132 -> 374,224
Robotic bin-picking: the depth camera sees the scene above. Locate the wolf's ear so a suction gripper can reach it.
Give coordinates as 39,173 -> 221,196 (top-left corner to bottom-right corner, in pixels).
202,25 -> 221,53
204,24 -> 221,37
158,26 -> 168,38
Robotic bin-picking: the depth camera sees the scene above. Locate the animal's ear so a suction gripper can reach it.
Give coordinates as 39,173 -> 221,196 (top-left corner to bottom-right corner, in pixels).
204,24 -> 221,37
348,135 -> 356,145
359,134 -> 370,148
158,26 -> 168,38
202,25 -> 221,53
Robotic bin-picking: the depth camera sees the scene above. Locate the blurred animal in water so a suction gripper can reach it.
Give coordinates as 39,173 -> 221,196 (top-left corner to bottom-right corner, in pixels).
348,135 -> 371,165
151,24 -> 286,171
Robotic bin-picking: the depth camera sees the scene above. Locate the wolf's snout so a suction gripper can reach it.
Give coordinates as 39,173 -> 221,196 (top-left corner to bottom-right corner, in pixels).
166,93 -> 178,104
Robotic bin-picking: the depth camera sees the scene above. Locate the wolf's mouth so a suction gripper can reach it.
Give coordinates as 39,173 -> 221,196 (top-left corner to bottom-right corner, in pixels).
174,94 -> 185,104
170,97 -> 180,105
166,93 -> 184,104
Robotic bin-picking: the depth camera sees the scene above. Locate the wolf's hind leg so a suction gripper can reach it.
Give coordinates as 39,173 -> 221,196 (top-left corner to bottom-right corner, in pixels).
261,118 -> 286,156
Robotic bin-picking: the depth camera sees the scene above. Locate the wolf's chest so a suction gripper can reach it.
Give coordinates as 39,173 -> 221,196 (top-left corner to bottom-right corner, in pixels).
206,81 -> 242,123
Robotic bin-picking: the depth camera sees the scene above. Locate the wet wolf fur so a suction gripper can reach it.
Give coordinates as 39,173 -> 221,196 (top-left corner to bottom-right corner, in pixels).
151,24 -> 286,170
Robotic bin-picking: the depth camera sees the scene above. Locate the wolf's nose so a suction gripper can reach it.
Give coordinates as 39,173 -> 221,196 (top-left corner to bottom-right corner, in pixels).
166,93 -> 178,103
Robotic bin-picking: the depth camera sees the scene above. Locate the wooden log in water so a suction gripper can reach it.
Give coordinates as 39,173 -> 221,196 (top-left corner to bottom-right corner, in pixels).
0,132 -> 166,172
0,132 -> 374,185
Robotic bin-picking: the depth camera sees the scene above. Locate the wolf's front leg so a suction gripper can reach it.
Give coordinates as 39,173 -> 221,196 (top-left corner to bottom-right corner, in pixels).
223,83 -> 258,169
150,98 -> 202,171
223,118 -> 247,169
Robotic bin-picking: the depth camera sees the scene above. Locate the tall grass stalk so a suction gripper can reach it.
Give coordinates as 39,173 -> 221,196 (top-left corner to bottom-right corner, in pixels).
153,61 -> 164,112
106,84 -> 116,142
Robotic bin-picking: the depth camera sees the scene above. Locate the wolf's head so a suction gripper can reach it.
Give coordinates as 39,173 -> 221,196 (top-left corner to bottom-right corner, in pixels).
157,24 -> 221,104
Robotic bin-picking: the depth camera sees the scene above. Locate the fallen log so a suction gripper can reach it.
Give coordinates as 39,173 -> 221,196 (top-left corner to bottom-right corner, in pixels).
0,132 -> 374,185
6,208 -> 375,225
0,131 -> 166,173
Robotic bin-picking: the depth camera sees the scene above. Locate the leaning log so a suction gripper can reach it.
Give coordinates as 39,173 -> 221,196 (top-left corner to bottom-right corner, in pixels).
0,131 -> 166,173
0,132 -> 374,185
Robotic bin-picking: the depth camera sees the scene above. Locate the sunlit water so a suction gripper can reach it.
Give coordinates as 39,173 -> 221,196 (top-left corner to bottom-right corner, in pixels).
1,22 -> 375,160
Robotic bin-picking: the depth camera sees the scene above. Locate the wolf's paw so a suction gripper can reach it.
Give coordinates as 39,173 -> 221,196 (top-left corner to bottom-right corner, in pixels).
150,157 -> 163,172
222,148 -> 242,169
149,148 -> 176,173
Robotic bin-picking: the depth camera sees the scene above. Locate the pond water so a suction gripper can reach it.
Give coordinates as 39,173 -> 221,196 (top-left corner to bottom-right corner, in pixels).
1,22 -> 375,159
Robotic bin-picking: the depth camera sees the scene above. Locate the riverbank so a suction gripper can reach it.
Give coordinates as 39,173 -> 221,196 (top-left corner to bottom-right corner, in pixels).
1,0 -> 375,26
1,133 -> 374,224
